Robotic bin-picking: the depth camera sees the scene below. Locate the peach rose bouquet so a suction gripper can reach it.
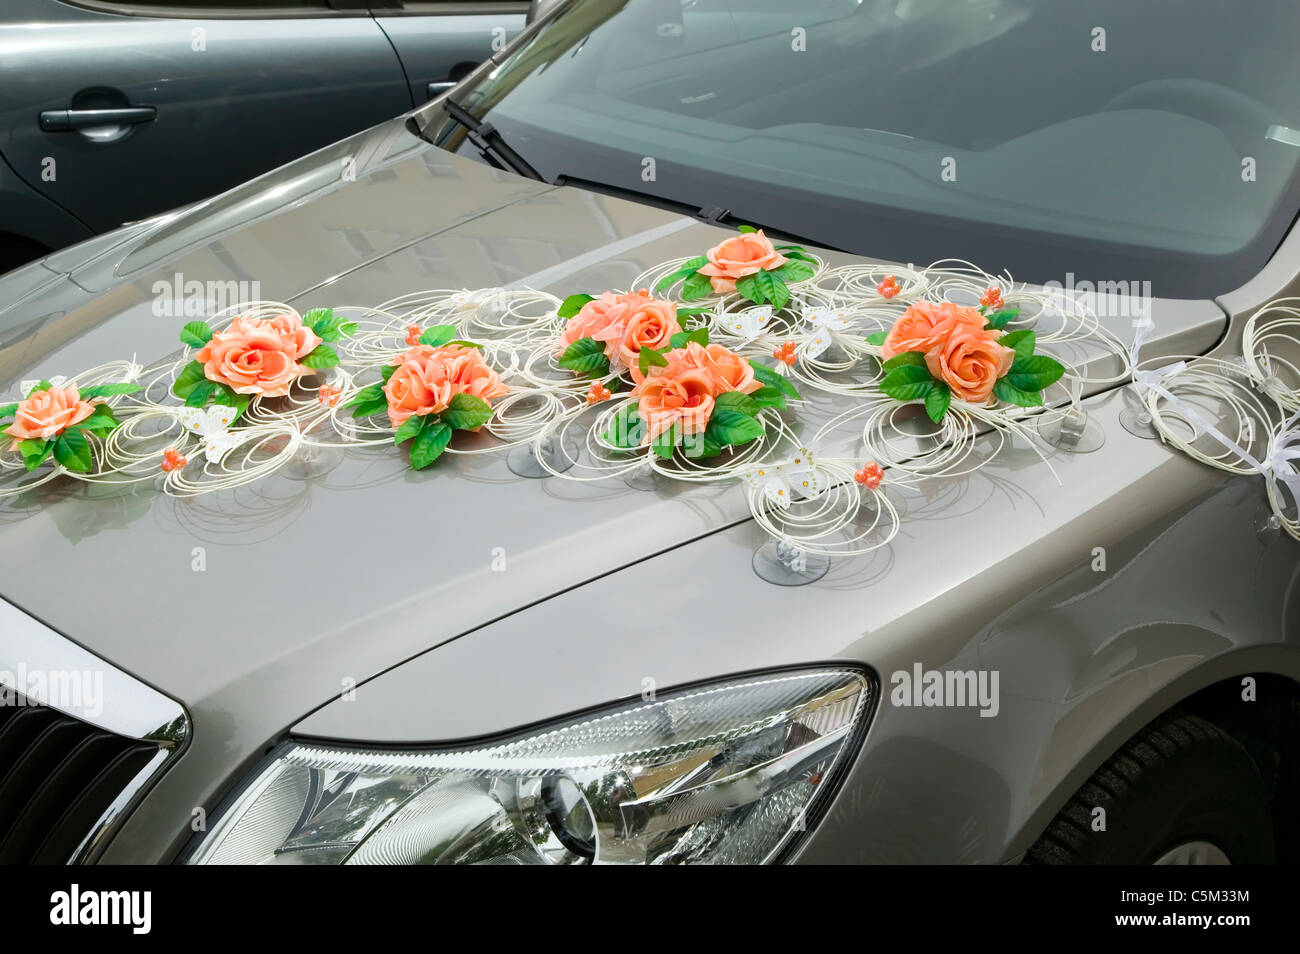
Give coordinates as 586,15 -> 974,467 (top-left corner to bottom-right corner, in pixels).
173,307 -> 353,417
602,327 -> 799,460
555,289 -> 685,376
345,323 -> 509,470
871,299 -> 1064,421
2,378 -> 141,472
656,226 -> 818,310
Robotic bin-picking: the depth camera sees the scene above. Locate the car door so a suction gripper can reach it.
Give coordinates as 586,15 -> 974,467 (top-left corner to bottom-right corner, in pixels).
370,1 -> 527,104
0,0 -> 412,235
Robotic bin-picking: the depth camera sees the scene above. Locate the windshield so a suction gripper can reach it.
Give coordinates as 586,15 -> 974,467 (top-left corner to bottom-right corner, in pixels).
425,0 -> 1300,298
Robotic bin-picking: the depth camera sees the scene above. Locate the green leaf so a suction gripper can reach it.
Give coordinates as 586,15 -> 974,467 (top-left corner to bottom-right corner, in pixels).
300,344 -> 340,369
347,383 -> 388,418
750,362 -> 799,399
409,420 -> 452,470
748,386 -> 787,410
179,321 -> 213,348
994,378 -> 1044,407
442,393 -> 494,430
866,331 -> 888,346
76,383 -> 142,400
651,422 -> 680,459
306,308 -> 355,343
53,427 -> 94,473
557,337 -> 611,377
777,246 -> 817,263
1005,354 -> 1065,392
925,381 -> 952,423
380,364 -> 397,384
772,259 -> 815,284
682,431 -> 723,459
184,380 -> 216,408
78,404 -> 119,434
445,339 -> 483,350
714,390 -> 760,417
18,438 -> 51,471
419,324 -> 458,347
705,408 -> 764,446
210,387 -> 251,422
998,329 -> 1036,362
668,327 -> 710,350
682,271 -> 714,301
655,256 -> 710,293
0,402 -> 18,419
983,307 -> 1021,331
879,364 -> 940,402
736,224 -> 758,233
881,350 -> 927,372
557,294 -> 595,319
735,273 -> 765,305
393,414 -> 425,445
602,403 -> 645,449
676,306 -> 712,321
171,361 -> 208,399
25,381 -> 52,396
638,346 -> 669,377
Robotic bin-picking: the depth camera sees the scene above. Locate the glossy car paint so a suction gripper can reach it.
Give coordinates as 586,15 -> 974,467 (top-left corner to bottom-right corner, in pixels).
0,0 -> 522,258
0,105 -> 1296,862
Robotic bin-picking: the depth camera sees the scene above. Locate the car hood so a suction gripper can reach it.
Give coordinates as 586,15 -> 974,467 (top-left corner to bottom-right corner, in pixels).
0,117 -> 1224,729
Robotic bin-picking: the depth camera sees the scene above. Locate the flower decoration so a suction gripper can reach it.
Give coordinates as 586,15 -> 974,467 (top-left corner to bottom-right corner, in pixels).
800,307 -> 851,359
773,341 -> 797,366
555,289 -> 689,378
317,385 -> 342,407
601,328 -> 799,460
405,325 -> 423,346
161,447 -> 187,473
980,286 -> 1005,310
172,307 -> 354,418
586,382 -> 612,405
656,226 -> 817,310
877,275 -> 901,299
854,461 -> 884,489
1,379 -> 140,472
743,448 -> 826,510
345,324 -> 509,470
868,300 -> 1065,421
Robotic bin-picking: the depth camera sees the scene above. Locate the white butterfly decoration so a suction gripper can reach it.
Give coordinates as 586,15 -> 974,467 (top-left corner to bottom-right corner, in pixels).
742,447 -> 828,510
450,287 -> 505,315
721,306 -> 773,342
177,405 -> 240,463
799,308 -> 852,359
19,375 -> 68,396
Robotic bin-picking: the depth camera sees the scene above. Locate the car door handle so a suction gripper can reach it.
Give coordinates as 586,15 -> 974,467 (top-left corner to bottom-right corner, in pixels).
39,106 -> 157,131
427,81 -> 457,99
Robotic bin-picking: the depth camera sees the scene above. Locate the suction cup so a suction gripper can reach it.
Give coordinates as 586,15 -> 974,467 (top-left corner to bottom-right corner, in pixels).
752,540 -> 830,586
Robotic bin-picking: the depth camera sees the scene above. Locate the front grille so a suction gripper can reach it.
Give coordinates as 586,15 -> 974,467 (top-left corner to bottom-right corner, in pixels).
0,693 -> 159,864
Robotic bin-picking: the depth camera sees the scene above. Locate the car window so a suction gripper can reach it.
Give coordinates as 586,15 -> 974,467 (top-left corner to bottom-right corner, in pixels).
436,0 -> 1300,298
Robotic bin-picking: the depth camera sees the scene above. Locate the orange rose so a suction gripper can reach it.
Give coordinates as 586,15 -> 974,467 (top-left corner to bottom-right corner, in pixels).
383,344 -> 508,428
194,316 -> 311,397
924,325 -> 1015,404
630,367 -> 717,440
879,300 -> 986,361
698,230 -> 788,294
4,386 -> 96,449
591,292 -> 681,369
557,292 -> 624,353
692,342 -> 761,394
267,312 -> 322,360
445,347 -> 510,403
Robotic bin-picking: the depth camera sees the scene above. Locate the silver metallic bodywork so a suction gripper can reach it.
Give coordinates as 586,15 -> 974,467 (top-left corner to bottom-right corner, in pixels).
0,106 -> 1295,862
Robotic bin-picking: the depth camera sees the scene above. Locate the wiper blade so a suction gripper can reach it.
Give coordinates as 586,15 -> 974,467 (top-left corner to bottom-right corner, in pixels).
441,99 -> 544,182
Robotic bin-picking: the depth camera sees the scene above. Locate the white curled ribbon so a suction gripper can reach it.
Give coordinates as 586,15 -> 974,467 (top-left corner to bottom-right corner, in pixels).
1132,317 -> 1300,532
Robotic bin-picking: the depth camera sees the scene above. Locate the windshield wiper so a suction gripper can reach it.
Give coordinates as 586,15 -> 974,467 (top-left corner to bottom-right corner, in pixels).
440,99 -> 545,182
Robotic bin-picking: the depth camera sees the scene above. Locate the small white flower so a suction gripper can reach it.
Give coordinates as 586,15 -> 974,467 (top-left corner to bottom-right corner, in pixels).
723,306 -> 772,342
178,405 -> 239,462
742,447 -> 826,510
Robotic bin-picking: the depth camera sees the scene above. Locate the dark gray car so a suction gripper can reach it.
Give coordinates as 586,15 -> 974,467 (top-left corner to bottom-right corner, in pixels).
0,0 -> 1298,866
0,0 -> 526,271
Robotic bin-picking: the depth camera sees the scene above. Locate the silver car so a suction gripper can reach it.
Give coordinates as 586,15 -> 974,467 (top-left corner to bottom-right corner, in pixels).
0,0 -> 1297,866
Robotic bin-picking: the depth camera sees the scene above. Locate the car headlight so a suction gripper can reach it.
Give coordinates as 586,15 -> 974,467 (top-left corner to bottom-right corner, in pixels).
187,668 -> 873,865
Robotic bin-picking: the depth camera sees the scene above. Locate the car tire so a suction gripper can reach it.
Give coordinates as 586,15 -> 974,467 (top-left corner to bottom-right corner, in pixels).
1025,709 -> 1274,864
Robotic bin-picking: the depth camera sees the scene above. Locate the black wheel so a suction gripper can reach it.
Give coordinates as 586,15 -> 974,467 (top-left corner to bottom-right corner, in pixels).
1026,709 -> 1274,864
